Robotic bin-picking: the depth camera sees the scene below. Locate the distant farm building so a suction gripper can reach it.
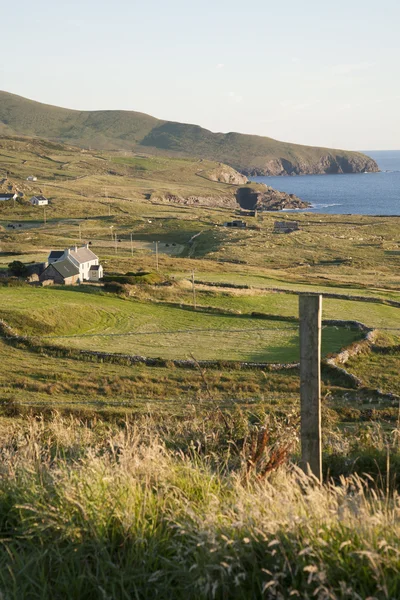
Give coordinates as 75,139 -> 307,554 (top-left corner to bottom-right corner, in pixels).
238,209 -> 257,217
41,244 -> 103,285
0,193 -> 18,202
274,221 -> 299,234
30,195 -> 48,206
224,220 -> 247,228
26,176 -> 37,181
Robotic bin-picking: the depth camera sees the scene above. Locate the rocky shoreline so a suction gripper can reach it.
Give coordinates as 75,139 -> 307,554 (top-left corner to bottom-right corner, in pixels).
240,154 -> 379,177
236,185 -> 310,211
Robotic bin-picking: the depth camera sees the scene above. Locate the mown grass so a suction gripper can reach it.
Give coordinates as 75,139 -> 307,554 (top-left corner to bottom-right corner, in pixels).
1,414 -> 400,599
0,285 -> 362,362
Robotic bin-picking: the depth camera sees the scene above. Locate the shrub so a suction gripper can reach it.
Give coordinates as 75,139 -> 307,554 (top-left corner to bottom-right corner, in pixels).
8,260 -> 28,277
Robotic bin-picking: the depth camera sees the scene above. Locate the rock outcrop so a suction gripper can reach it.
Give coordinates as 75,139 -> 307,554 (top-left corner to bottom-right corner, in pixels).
242,154 -> 379,177
199,165 -> 248,185
152,192 -> 238,209
236,186 -> 310,211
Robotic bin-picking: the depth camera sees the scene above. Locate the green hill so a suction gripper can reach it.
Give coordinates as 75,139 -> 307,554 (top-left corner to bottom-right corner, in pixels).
0,91 -> 378,176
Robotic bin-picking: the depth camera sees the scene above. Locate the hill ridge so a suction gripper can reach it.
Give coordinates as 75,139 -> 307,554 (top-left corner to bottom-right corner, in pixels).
0,90 -> 378,176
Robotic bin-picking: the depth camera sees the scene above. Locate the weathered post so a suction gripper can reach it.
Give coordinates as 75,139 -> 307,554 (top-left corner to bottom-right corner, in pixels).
191,270 -> 196,310
299,294 -> 322,481
155,241 -> 159,271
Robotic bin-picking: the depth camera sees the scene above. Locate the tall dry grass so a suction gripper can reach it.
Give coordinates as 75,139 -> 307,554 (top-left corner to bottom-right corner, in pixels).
0,415 -> 399,599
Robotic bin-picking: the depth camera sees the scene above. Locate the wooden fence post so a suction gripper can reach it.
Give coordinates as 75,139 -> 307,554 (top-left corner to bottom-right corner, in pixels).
299,294 -> 322,481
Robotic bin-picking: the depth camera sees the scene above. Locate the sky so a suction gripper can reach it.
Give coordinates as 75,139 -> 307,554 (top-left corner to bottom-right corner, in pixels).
1,0 -> 400,150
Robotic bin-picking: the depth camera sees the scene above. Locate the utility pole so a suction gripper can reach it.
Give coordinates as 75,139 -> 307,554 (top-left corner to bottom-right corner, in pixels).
105,188 -> 111,216
299,294 -> 322,482
78,222 -> 82,241
130,232 -> 133,257
114,232 -> 117,255
191,270 -> 196,310
155,240 -> 159,271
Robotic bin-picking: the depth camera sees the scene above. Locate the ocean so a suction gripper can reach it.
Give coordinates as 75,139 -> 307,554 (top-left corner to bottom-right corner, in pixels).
252,150 -> 400,215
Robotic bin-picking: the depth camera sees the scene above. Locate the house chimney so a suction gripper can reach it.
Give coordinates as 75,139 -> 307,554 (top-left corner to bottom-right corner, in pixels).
73,246 -> 78,252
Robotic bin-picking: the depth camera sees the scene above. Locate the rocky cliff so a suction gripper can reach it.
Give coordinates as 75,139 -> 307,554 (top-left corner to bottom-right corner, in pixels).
153,184 -> 309,212
236,186 -> 310,211
242,154 -> 379,177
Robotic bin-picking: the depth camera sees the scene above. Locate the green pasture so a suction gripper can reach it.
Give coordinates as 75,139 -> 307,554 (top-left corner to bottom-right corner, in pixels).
170,286 -> 400,330
0,286 -> 361,362
0,338 -> 302,413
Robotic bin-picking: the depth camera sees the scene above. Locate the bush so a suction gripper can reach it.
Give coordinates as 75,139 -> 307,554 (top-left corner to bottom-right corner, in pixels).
103,271 -> 166,286
8,260 -> 28,277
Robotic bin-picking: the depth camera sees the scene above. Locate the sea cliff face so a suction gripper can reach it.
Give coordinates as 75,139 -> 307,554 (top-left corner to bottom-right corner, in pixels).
152,185 -> 309,212
236,186 -> 310,211
241,154 -> 379,176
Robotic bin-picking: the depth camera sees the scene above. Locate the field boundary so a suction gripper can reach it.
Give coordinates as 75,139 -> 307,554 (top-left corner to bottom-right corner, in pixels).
193,279 -> 400,308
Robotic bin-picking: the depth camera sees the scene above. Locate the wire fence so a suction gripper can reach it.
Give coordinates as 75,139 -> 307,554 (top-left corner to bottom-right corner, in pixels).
3,325 -> 399,342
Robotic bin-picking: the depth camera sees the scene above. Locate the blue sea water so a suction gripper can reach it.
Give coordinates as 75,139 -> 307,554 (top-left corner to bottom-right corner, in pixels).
252,150 -> 400,215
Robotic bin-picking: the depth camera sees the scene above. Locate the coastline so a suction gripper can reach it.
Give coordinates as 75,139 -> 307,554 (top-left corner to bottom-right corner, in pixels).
251,153 -> 400,215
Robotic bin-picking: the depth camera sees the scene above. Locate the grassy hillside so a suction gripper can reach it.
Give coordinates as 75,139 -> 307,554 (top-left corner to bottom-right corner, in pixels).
0,91 -> 378,175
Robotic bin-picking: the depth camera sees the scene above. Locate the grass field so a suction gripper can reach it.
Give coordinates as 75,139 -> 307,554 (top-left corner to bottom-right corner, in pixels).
0,285 -> 362,361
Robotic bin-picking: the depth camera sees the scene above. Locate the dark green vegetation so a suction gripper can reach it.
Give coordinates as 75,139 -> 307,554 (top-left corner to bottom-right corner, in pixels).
0,90 -> 378,175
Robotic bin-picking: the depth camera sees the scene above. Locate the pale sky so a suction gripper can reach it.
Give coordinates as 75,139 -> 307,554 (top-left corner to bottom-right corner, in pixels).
1,0 -> 400,150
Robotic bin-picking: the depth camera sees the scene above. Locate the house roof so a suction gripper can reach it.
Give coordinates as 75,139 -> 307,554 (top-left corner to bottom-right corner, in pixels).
51,258 -> 80,278
30,195 -> 48,202
89,264 -> 101,271
69,246 -> 98,264
49,250 -> 64,260
0,194 -> 16,199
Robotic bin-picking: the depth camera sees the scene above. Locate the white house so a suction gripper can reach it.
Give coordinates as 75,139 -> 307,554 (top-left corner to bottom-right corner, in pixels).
0,193 -> 18,202
47,244 -> 103,283
27,176 -> 37,181
30,195 -> 48,206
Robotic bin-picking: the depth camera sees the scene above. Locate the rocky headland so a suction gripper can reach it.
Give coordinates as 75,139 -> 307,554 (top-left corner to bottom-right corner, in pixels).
236,186 -> 310,211
153,184 -> 309,212
241,154 -> 379,177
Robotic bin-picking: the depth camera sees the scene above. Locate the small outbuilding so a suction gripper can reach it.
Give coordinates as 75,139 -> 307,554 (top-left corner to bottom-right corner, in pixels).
27,176 -> 38,181
89,264 -> 103,282
30,195 -> 48,206
39,258 -> 80,285
273,221 -> 299,234
224,220 -> 247,228
0,193 -> 18,202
